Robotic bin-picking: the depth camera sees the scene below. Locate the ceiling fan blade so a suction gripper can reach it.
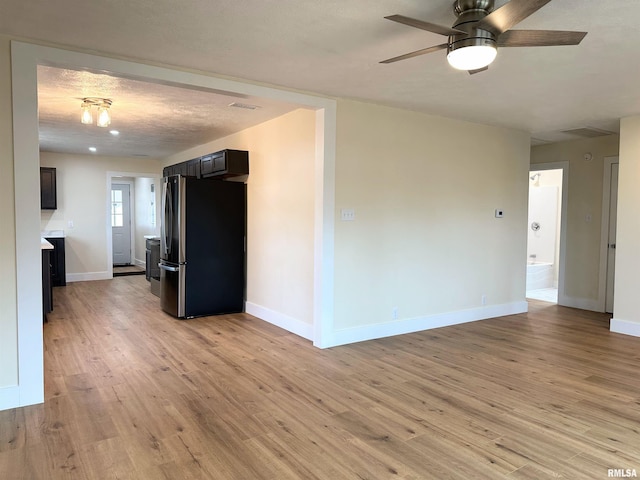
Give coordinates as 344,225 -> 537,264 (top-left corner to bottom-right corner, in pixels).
380,43 -> 448,64
478,0 -> 552,34
498,30 -> 587,47
468,66 -> 489,75
385,14 -> 466,36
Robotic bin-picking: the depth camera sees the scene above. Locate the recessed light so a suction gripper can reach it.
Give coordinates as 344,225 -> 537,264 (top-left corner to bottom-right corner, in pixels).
109,130 -> 119,136
89,147 -> 97,152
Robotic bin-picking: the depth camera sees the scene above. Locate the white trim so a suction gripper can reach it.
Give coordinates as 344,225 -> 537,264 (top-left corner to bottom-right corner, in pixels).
134,258 -> 146,268
66,271 -> 111,282
313,107 -> 336,348
9,40 -> 336,410
610,318 -> 640,337
0,386 -> 20,411
529,162 -> 569,308
325,302 -> 529,348
599,156 -> 619,313
111,178 -> 136,267
10,41 -> 44,408
246,302 -> 314,341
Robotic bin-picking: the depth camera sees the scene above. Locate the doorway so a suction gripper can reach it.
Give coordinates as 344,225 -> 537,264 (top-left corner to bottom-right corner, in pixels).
601,157 -> 619,313
526,166 -> 566,303
111,183 -> 132,265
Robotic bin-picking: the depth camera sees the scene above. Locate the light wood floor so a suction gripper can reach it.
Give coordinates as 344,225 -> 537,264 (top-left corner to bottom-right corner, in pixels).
1,277 -> 639,479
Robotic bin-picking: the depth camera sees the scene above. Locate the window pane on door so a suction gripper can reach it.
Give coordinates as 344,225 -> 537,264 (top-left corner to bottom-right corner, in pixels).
111,190 -> 124,227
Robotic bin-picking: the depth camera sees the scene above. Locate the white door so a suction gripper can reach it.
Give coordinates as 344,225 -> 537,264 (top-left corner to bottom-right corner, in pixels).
605,163 -> 619,313
112,183 -> 132,265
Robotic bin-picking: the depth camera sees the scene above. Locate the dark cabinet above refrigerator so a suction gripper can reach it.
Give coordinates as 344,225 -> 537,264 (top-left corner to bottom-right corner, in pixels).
162,149 -> 248,180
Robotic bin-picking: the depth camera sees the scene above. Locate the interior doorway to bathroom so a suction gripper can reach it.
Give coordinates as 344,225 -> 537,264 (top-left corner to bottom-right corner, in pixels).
526,167 -> 565,303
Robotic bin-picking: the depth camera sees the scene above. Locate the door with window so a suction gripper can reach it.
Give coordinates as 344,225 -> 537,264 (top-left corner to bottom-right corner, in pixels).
112,183 -> 132,265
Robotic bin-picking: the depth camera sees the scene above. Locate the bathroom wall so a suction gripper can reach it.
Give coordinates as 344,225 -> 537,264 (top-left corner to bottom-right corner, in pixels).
527,169 -> 563,285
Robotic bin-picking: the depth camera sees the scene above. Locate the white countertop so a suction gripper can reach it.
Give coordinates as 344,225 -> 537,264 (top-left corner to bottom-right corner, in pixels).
41,238 -> 54,250
41,230 -> 65,238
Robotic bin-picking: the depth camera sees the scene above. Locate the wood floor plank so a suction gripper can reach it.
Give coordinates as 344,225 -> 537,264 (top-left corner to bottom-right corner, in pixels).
2,279 -> 640,479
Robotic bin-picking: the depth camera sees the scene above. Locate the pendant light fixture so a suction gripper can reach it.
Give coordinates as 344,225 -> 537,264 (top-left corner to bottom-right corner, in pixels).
80,98 -> 112,127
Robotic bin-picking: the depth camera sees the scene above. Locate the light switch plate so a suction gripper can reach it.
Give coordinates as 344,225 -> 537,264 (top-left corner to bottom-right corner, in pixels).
341,208 -> 355,221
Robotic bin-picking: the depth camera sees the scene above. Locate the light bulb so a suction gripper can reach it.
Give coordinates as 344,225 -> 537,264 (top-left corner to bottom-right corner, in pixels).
81,104 -> 93,124
447,45 -> 497,71
97,105 -> 111,127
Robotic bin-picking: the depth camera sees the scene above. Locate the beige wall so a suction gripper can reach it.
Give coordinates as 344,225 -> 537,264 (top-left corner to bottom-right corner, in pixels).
0,36 -> 18,387
165,108 -> 316,327
333,100 -> 530,332
613,116 -> 640,333
531,135 -> 619,307
133,177 -> 158,264
40,152 -> 161,278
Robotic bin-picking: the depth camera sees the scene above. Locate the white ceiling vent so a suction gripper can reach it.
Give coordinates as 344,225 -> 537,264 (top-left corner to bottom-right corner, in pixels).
561,127 -> 615,138
228,102 -> 261,110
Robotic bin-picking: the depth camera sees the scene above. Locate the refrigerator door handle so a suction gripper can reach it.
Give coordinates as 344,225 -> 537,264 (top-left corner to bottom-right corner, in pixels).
162,180 -> 173,256
159,263 -> 180,272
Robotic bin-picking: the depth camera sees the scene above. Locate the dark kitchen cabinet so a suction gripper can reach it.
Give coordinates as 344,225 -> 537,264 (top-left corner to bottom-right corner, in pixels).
40,167 -> 57,210
200,150 -> 248,179
163,149 -> 248,180
42,248 -> 52,320
45,237 -> 66,286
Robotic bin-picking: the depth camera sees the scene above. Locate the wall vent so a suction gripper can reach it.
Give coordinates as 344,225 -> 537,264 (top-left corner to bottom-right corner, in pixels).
228,102 -> 260,110
561,127 -> 615,138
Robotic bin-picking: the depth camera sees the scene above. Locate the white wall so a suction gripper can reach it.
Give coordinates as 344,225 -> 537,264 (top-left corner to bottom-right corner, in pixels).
531,135 -> 619,310
40,152 -> 162,280
611,116 -> 640,336
164,108 -> 316,338
134,176 -> 158,265
0,35 -> 18,389
527,168 -> 563,285
329,100 -> 531,345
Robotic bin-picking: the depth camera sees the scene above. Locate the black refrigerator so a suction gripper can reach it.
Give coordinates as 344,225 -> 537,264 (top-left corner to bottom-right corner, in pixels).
159,175 -> 246,318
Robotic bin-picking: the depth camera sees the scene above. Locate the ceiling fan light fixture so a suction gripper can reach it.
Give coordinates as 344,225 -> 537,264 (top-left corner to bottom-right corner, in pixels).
447,44 -> 497,71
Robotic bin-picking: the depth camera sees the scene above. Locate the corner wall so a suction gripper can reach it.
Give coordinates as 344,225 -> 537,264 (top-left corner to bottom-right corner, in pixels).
530,135 -> 619,310
40,152 -> 161,280
164,109 -> 316,339
0,35 -> 18,390
330,100 -> 530,345
612,116 -> 640,336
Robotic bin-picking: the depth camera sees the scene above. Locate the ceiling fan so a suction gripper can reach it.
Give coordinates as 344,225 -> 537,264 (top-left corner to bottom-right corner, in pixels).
380,0 -> 587,74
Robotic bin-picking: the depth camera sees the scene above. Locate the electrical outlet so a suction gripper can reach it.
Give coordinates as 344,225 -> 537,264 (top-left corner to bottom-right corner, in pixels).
68,220 -> 74,228
481,295 -> 487,306
392,307 -> 398,320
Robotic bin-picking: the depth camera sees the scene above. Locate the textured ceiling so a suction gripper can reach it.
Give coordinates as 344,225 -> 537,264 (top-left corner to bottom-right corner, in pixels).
3,0 -> 639,156
37,66 -> 301,158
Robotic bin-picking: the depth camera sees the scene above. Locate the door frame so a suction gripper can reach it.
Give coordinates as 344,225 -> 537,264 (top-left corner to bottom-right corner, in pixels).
598,156 -> 620,312
107,173 -> 161,279
529,162 -> 569,306
110,179 -> 135,267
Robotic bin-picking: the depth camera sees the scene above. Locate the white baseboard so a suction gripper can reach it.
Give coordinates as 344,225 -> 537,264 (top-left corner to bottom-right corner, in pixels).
610,318 -> 640,338
0,386 -> 20,411
134,258 -> 146,268
558,294 -> 602,312
327,301 -> 529,348
245,302 -> 314,341
66,271 -> 111,282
